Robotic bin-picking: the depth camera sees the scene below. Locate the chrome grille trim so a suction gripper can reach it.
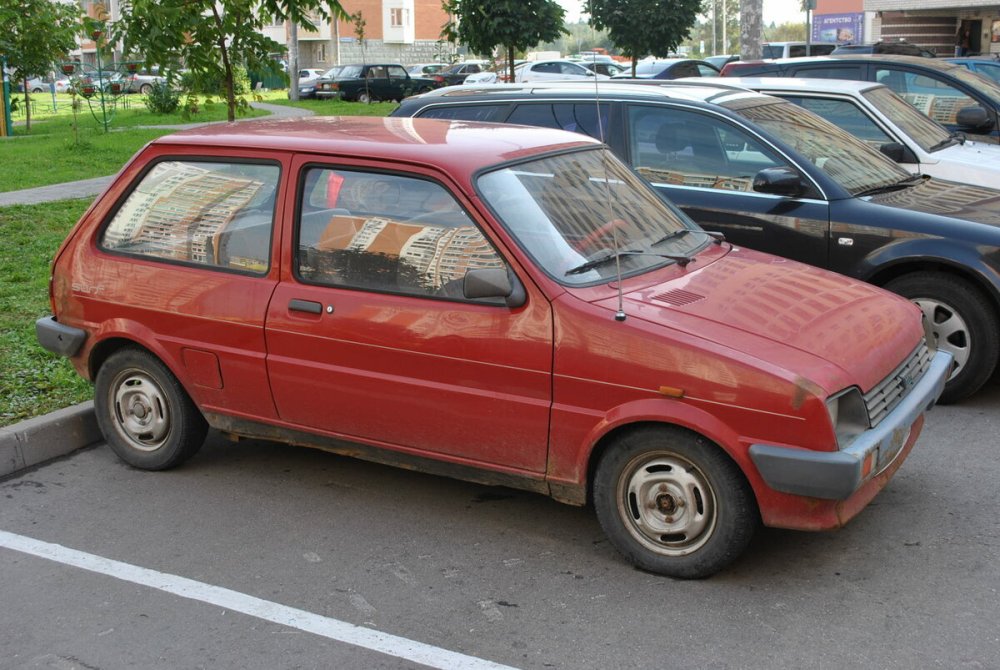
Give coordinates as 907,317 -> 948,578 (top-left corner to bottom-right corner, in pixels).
864,340 -> 933,428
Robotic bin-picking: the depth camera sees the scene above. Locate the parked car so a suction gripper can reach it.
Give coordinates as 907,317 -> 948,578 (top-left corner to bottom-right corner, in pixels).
296,65 -> 341,99
721,55 -> 1000,143
721,76 -> 1000,188
298,68 -> 326,80
406,63 -> 447,77
430,60 -> 489,86
761,42 -> 837,58
393,81 -> 1000,401
515,59 -> 609,82
946,56 -> 1000,85
36,116 -> 949,578
832,41 -> 936,58
612,58 -> 720,79
580,60 -> 626,77
313,63 -> 437,102
123,68 -> 168,94
704,54 -> 739,70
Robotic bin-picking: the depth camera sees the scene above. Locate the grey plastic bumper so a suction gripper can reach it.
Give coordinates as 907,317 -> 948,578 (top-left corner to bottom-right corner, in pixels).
749,349 -> 952,500
35,315 -> 87,358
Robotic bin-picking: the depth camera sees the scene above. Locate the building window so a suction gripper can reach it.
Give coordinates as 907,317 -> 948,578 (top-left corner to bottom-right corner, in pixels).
315,43 -> 327,63
390,7 -> 409,28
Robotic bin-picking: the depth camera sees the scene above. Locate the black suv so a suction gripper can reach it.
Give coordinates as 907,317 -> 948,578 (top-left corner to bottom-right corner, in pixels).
393,81 -> 1000,401
721,55 -> 1000,142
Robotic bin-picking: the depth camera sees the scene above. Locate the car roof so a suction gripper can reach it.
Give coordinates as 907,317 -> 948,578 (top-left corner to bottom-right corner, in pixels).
151,116 -> 598,173
407,80 -> 769,106
719,76 -> 882,95
745,54 -> 966,72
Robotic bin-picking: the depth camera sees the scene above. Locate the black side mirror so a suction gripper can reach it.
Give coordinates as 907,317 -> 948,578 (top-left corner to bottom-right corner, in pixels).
463,268 -> 526,307
752,167 -> 806,197
956,105 -> 992,130
879,142 -> 917,164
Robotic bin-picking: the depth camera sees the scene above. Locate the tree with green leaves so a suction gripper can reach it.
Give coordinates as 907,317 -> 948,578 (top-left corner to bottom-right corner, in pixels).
587,0 -> 702,76
0,0 -> 80,133
113,0 -> 347,122
442,0 -> 567,83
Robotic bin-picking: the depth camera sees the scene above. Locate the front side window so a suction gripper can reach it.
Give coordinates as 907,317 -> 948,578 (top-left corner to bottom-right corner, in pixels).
875,67 -> 980,127
296,168 -> 504,299
417,104 -> 506,122
628,105 -> 786,192
101,160 -> 279,274
477,148 -> 705,286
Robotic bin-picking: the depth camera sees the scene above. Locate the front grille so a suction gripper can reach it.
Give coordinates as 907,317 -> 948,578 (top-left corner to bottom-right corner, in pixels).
864,340 -> 933,428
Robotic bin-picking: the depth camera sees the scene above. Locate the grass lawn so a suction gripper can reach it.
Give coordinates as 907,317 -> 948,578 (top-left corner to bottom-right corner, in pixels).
0,200 -> 94,426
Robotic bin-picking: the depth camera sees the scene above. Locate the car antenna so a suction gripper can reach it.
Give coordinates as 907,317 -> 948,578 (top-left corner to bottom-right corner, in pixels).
589,0 -> 627,322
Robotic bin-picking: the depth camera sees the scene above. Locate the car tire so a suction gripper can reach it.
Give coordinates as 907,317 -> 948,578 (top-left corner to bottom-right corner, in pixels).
139,83 -> 153,95
94,348 -> 208,470
884,272 -> 999,403
593,425 -> 758,579
357,90 -> 372,104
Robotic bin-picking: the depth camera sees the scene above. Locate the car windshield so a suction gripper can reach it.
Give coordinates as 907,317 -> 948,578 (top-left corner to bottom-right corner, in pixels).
968,62 -> 1000,85
338,65 -> 363,79
322,66 -> 344,79
727,98 -> 911,196
477,148 -> 707,286
863,86 -> 952,153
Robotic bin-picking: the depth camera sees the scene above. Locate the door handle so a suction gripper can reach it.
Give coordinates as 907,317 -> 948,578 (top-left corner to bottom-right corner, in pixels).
288,299 -> 323,314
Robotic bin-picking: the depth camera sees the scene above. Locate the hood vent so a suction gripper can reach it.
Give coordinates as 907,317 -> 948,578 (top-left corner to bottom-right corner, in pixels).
651,288 -> 705,306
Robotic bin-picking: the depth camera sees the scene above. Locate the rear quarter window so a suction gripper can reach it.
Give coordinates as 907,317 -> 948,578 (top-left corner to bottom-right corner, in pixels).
99,160 -> 279,275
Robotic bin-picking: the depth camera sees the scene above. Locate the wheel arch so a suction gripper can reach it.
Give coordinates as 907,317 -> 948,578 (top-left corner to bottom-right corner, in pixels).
862,249 -> 1000,314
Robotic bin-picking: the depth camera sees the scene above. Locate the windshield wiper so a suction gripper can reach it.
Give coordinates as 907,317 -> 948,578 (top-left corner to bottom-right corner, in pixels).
565,248 -> 695,276
652,228 -> 726,247
929,133 -> 964,152
856,174 -> 924,198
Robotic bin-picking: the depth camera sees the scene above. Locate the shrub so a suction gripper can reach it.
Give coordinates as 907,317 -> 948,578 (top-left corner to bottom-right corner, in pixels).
180,66 -> 251,96
144,80 -> 180,114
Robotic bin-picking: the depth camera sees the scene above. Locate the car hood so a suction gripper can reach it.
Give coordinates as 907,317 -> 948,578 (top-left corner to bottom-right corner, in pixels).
596,247 -> 921,394
868,177 -> 1000,226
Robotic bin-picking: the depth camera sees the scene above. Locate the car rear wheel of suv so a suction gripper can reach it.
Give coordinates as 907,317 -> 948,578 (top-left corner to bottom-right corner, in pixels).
884,272 -> 999,404
95,348 -> 208,470
593,426 -> 758,579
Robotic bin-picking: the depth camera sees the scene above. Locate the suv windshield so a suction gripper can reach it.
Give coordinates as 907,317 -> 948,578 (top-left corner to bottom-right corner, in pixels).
863,86 -> 952,153
477,148 -> 707,285
728,98 -> 911,196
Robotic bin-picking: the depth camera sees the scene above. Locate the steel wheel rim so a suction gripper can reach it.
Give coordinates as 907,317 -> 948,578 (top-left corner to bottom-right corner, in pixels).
110,369 -> 170,451
914,298 -> 971,380
616,452 -> 717,557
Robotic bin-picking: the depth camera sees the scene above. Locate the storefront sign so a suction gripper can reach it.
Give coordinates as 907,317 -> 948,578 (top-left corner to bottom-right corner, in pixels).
812,13 -> 864,44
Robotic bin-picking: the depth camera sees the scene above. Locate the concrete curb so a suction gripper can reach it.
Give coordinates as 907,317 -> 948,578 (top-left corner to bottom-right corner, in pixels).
0,402 -> 101,478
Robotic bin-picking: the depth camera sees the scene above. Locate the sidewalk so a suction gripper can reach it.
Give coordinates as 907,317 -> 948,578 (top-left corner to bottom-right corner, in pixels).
0,102 -> 313,207
0,102 -> 314,479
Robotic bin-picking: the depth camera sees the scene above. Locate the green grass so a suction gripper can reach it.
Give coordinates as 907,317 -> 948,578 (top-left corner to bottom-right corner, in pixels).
0,200 -> 94,426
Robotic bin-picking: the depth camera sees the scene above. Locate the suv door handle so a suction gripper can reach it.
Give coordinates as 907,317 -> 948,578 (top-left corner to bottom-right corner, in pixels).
289,299 -> 323,314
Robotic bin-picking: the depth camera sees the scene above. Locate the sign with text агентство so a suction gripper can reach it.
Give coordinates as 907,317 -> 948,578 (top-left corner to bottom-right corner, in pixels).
812,13 -> 864,45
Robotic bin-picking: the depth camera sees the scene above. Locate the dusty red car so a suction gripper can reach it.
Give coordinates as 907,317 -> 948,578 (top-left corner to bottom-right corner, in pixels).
37,117 -> 950,578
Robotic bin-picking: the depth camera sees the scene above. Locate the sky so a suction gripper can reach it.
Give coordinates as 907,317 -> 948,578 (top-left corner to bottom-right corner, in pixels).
557,0 -> 806,28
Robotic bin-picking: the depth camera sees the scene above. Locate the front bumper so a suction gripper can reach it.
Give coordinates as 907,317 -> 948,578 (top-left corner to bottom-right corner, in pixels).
749,349 -> 952,500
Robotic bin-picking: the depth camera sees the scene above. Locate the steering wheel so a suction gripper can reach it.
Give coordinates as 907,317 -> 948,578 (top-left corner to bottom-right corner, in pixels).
572,218 -> 628,253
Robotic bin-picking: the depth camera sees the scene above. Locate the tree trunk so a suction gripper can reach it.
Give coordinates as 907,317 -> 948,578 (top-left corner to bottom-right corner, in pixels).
288,19 -> 300,101
740,0 -> 763,61
23,78 -> 32,132
212,5 -> 237,122
508,45 -> 515,83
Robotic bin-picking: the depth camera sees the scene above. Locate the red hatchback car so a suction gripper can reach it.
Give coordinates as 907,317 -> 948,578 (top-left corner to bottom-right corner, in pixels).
37,117 -> 950,578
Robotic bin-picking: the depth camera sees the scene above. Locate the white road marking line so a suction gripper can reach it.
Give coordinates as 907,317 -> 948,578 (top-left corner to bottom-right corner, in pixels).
0,530 -> 518,670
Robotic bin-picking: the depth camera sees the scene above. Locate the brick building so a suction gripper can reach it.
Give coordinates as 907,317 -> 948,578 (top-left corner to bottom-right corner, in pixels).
813,0 -> 1000,56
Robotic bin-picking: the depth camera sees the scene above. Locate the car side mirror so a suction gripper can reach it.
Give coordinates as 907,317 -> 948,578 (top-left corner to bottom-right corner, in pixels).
879,142 -> 917,163
463,268 -> 526,307
956,105 -> 992,130
752,167 -> 806,197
